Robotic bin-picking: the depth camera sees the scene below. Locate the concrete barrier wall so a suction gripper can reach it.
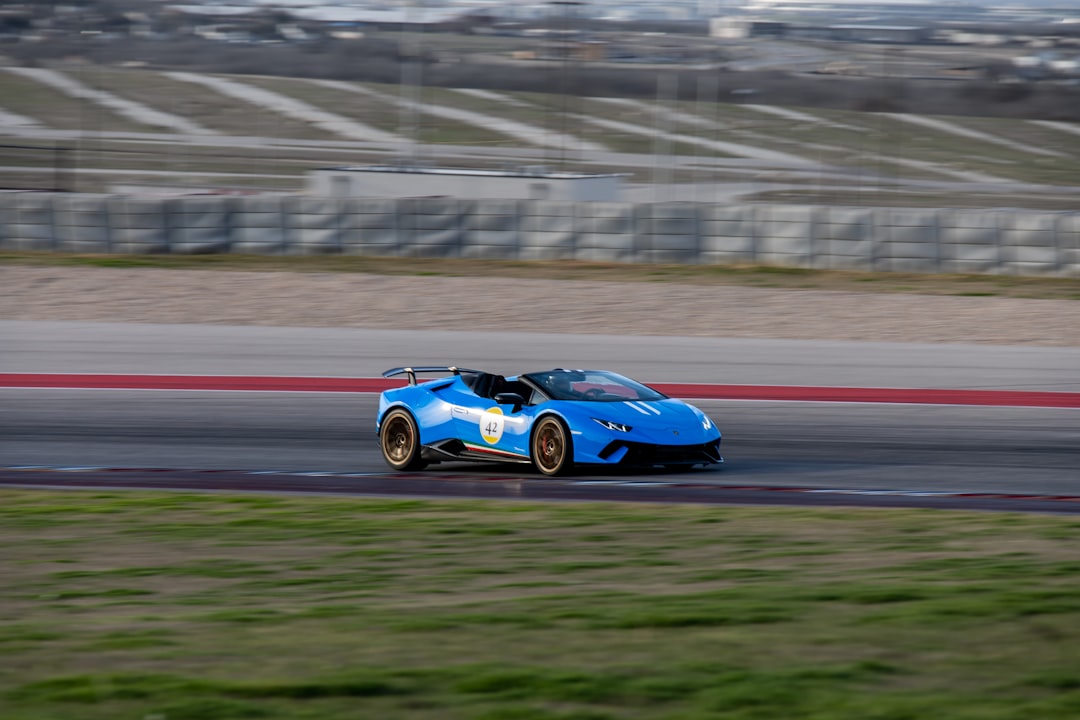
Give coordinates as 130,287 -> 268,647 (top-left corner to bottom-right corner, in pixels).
54,195 -> 111,253
816,207 -> 871,271
1061,214 -> 1080,278
699,205 -> 756,265
520,201 -> 575,261
464,199 -> 520,259
941,210 -> 1000,275
2,193 -> 1078,277
168,196 -> 231,255
1002,212 -> 1059,276
342,198 -> 398,256
875,208 -> 939,273
1,194 -> 56,251
637,203 -> 699,264
109,197 -> 168,254
231,196 -> 286,254
576,202 -> 634,263
757,205 -> 816,268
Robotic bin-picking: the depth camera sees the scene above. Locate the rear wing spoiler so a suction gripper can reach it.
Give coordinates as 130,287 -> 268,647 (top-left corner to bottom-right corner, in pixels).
382,366 -> 482,386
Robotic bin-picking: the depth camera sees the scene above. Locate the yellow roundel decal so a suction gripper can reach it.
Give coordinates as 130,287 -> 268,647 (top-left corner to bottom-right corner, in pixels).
480,407 -> 505,444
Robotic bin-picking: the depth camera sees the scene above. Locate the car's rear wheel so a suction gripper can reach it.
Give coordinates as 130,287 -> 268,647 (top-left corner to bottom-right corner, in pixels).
380,409 -> 427,471
532,416 -> 572,476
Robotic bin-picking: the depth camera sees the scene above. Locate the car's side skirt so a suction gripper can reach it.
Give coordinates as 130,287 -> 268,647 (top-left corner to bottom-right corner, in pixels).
421,439 -> 532,465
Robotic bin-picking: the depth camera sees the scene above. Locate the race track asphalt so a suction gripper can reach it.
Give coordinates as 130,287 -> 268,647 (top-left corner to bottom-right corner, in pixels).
2,390 -> 1078,512
2,321 -> 1078,512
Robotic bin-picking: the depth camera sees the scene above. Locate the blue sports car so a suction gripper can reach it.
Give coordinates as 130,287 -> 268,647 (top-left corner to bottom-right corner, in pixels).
376,367 -> 722,475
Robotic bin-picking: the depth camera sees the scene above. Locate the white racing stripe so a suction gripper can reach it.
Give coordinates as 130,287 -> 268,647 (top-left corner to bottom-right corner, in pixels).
626,401 -> 661,416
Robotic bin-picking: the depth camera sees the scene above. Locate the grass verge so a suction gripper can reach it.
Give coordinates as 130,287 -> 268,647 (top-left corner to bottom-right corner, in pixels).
1,490 -> 1080,720
2,251 -> 1079,301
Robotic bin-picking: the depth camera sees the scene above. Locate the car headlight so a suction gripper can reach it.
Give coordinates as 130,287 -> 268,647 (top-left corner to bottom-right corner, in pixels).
593,418 -> 632,433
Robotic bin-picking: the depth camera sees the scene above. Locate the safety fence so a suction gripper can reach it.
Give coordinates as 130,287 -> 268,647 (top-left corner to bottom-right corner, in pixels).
1,193 -> 1078,276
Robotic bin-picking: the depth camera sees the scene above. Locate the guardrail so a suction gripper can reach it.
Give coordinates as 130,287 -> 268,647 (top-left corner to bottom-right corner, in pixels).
2,193 -> 1077,276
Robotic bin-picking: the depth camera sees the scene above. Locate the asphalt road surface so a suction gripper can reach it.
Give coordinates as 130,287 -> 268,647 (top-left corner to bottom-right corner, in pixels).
2,389 -> 1078,510
3,321 -> 1078,512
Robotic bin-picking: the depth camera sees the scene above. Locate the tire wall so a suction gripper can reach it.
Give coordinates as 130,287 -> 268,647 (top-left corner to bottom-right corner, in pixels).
1,193 -> 1077,277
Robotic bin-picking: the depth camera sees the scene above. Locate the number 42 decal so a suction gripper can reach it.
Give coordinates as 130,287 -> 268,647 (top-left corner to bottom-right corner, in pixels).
480,407 -> 505,444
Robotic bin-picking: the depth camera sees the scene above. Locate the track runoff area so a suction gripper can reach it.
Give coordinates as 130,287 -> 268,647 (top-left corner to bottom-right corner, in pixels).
2,373 -> 1079,513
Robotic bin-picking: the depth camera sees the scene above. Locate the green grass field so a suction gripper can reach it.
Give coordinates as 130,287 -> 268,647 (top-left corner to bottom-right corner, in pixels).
0,68 -> 154,134
2,490 -> 1080,720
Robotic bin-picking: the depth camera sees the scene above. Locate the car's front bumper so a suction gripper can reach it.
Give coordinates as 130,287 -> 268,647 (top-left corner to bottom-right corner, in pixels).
596,438 -> 723,467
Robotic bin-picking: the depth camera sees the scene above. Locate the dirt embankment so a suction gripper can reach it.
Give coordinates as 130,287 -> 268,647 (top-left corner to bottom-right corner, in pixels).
3,265 -> 1077,347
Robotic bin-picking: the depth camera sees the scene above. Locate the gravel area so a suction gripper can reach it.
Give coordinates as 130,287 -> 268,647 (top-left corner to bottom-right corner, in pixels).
2,265 -> 1078,347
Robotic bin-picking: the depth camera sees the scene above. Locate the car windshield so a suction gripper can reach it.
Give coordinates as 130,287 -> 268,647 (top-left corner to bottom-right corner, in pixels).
524,370 -> 667,402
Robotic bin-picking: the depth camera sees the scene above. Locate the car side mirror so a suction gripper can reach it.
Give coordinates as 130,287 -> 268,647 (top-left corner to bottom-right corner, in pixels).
494,393 -> 525,412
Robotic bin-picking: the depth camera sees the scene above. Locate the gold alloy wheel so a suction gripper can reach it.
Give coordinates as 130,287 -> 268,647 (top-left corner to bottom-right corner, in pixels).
533,417 -> 569,475
381,410 -> 423,470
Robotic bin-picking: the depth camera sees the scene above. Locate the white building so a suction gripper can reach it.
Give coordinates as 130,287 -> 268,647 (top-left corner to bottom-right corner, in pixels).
308,165 -> 625,201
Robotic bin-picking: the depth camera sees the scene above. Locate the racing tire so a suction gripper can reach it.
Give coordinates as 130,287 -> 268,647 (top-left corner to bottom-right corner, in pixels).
380,409 -> 428,471
531,416 -> 573,477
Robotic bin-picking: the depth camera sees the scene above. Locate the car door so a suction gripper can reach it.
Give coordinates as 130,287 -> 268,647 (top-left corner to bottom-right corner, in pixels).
449,388 -> 532,460
475,397 -> 533,460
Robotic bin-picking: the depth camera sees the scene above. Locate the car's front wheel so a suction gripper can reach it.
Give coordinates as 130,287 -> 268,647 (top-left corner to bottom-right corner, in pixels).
380,409 -> 427,471
532,416 -> 573,476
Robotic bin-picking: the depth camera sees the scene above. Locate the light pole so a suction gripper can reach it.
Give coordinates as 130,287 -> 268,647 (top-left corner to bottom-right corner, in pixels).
549,0 -> 583,169
78,29 -> 102,192
398,0 -> 424,166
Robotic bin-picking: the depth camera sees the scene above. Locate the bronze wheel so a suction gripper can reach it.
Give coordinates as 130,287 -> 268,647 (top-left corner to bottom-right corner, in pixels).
532,416 -> 572,476
380,409 -> 427,471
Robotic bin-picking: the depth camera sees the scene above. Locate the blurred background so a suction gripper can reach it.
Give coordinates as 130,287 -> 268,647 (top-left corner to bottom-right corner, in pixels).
1,0 -> 1078,212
